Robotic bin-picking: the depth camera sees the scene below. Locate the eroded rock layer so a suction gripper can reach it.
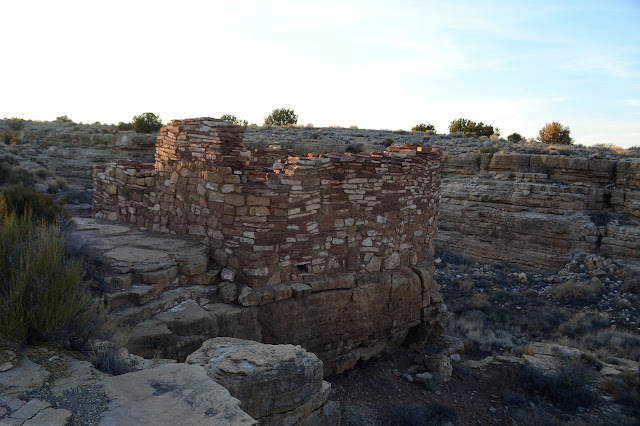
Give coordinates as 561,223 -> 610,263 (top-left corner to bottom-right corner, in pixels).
438,153 -> 640,271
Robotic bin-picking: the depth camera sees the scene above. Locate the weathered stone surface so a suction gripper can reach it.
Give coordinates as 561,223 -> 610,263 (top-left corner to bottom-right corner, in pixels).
23,407 -> 72,426
99,363 -> 256,425
0,357 -> 50,392
187,338 -> 337,425
219,282 -> 237,303
155,300 -> 217,336
237,286 -> 261,307
438,153 -> 640,271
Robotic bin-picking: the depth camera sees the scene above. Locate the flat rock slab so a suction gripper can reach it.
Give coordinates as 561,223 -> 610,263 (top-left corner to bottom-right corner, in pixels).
72,218 -> 210,277
99,363 -> 256,425
0,357 -> 50,393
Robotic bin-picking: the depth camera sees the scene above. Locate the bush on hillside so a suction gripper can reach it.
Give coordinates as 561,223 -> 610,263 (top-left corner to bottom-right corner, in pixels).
4,118 -> 25,131
116,121 -> 133,131
411,123 -> 435,132
220,114 -> 248,128
538,122 -> 573,145
0,193 -> 83,341
507,133 -> 523,143
1,132 -> 20,145
54,115 -> 73,123
449,118 -> 498,137
264,108 -> 298,126
132,113 -> 163,133
0,184 -> 69,222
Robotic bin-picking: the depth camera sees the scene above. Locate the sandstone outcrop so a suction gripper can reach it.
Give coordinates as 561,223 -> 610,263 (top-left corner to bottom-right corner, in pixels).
187,337 -> 339,425
72,218 -> 447,376
438,152 -> 640,271
1,339 -> 341,425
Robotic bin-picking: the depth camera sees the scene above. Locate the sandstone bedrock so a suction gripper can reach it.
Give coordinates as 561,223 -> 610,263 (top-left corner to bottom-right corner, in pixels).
93,118 -> 442,289
439,152 -> 640,272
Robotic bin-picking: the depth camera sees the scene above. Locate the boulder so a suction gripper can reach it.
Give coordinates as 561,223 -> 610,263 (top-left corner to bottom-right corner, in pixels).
186,337 -> 339,425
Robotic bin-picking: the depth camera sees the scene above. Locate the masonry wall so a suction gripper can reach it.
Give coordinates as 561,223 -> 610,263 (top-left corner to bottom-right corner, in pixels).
93,118 -> 442,288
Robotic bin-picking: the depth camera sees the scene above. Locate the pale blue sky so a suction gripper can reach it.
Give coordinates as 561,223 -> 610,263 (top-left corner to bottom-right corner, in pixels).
2,0 -> 639,147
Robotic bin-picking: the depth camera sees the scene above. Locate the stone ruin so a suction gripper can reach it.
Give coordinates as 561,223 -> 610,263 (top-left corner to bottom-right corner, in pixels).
89,118 -> 447,380
93,118 -> 442,288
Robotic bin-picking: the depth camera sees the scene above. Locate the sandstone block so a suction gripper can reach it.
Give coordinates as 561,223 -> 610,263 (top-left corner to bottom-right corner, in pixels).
100,363 -> 256,425
135,265 -> 179,284
306,273 -> 355,292
186,337 -> 330,425
155,300 -> 217,336
273,283 -> 293,301
238,285 -> 261,307
291,282 -> 312,298
221,268 -> 236,282
219,282 -> 237,304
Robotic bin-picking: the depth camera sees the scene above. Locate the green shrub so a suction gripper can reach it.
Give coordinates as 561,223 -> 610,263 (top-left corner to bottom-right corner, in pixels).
507,133 -> 523,143
4,117 -> 25,131
264,108 -> 298,126
54,115 -> 73,123
0,193 -> 83,341
116,121 -> 133,131
345,144 -> 364,154
411,123 -> 435,132
384,138 -> 394,147
538,122 -> 573,145
449,118 -> 498,137
0,162 -> 16,185
220,114 -> 248,128
1,132 -> 20,145
132,113 -> 163,133
0,184 -> 69,222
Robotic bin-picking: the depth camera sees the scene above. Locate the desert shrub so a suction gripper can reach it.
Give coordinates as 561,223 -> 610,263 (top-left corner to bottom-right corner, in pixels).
132,113 -> 163,133
384,138 -> 394,147
54,115 -> 73,123
345,144 -> 364,154
507,133 -> 523,143
602,371 -> 640,417
36,168 -> 47,179
448,118 -> 498,137
411,123 -> 435,132
116,121 -> 133,131
578,329 -> 640,361
0,184 -> 69,221
4,117 -> 25,131
264,108 -> 298,126
558,311 -> 609,336
384,402 -> 458,426
537,122 -> 573,145
0,193 -> 83,341
479,145 -> 500,154
547,279 -> 603,305
496,359 -> 597,410
12,167 -> 36,188
0,162 -> 16,185
1,132 -> 20,145
220,114 -> 248,127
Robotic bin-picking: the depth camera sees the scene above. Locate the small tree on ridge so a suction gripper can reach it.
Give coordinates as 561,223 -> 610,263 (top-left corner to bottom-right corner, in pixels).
538,122 -> 573,145
132,113 -> 163,133
264,108 -> 298,126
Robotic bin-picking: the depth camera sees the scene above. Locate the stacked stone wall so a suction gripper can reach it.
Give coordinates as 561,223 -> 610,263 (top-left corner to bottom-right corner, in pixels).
93,118 -> 442,288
